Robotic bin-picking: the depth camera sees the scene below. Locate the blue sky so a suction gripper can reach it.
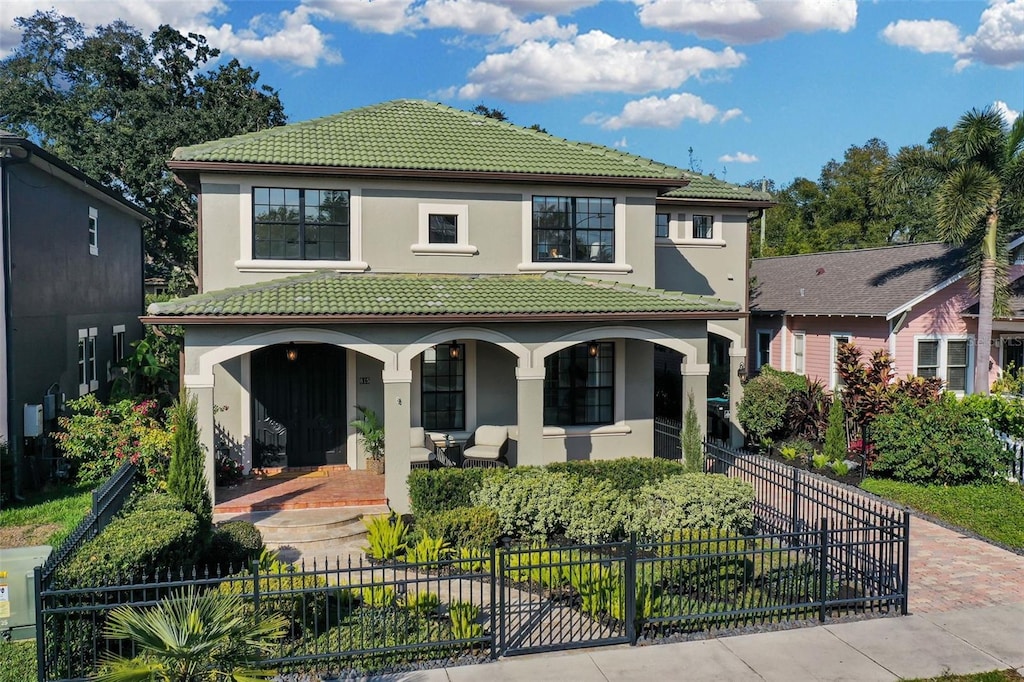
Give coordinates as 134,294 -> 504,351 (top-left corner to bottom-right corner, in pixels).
1,0 -> 1021,186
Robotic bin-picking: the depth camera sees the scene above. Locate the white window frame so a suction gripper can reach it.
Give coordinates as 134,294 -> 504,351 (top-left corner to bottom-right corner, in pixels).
830,333 -> 852,389
88,207 -> 98,256
914,335 -> 973,394
78,327 -> 99,395
656,211 -> 728,247
754,329 -> 772,371
412,203 -> 477,255
110,324 -> 126,381
792,331 -> 806,376
518,191 -> 632,274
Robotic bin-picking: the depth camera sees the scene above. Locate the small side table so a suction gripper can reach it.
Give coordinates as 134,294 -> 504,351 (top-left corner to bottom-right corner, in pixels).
435,442 -> 462,468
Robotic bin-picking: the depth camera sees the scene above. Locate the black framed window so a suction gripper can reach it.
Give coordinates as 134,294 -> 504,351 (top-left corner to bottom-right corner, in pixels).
421,345 -> 465,430
253,187 -> 350,260
533,196 -> 614,263
428,214 -> 458,244
544,342 -> 614,426
655,212 -> 670,238
692,214 -> 713,239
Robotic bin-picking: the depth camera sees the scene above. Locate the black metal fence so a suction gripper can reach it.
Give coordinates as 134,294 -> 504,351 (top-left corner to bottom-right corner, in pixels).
35,446 -> 910,681
653,416 -> 682,460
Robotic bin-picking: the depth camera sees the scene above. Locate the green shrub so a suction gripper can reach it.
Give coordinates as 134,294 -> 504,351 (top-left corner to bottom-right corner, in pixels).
204,520 -> 264,571
406,535 -> 452,565
736,373 -> 790,446
219,555 -> 333,637
363,514 -> 409,560
416,505 -> 502,549
759,366 -> 808,393
629,474 -> 754,539
0,640 -> 36,682
871,394 -> 1012,484
561,479 -> 629,544
823,395 -> 847,462
56,509 -> 200,586
652,529 -> 752,597
127,491 -> 188,513
449,601 -> 483,641
167,392 -> 212,535
545,458 -> 684,495
962,393 -> 1024,439
682,390 -> 702,473
407,468 -> 486,515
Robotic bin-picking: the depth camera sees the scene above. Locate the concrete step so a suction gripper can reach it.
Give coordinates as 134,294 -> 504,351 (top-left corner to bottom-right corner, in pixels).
214,505 -> 390,548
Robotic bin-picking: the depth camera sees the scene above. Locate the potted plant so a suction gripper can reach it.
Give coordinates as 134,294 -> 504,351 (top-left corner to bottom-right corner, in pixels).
351,405 -> 385,474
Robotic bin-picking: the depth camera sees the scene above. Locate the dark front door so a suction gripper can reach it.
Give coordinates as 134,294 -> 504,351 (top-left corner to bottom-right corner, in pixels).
251,344 -> 346,467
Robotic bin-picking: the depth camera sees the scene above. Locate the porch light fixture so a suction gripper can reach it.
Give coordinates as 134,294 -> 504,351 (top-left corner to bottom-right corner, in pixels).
285,343 -> 299,362
448,342 -> 461,360
737,361 -> 748,383
587,341 -> 600,358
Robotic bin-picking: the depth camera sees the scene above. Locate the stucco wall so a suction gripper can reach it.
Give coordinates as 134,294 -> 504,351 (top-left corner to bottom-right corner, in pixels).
654,209 -> 750,307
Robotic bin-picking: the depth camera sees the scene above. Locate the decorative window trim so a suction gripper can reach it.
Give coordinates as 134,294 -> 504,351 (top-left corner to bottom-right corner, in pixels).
519,193 -> 631,272
914,335 -> 973,393
657,211 -> 727,247
792,331 -> 806,376
754,329 -> 773,371
830,332 -> 852,389
110,324 -> 127,381
88,207 -> 98,256
78,327 -> 99,395
412,203 -> 477,256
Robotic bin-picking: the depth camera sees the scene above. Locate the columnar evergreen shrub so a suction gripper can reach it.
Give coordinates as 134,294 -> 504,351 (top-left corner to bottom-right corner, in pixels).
682,389 -> 703,473
167,392 -> 212,533
823,393 -> 847,461
628,474 -> 755,539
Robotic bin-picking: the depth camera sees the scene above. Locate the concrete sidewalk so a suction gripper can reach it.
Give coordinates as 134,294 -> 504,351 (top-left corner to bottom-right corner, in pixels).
367,601 -> 1024,681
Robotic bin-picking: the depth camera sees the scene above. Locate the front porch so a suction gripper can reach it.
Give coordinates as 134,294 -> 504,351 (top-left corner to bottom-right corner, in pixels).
214,465 -> 385,513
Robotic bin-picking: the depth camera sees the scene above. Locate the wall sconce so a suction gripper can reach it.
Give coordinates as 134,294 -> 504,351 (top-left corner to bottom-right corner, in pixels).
449,342 -> 461,360
285,343 -> 299,362
737,361 -> 748,383
587,341 -> 600,358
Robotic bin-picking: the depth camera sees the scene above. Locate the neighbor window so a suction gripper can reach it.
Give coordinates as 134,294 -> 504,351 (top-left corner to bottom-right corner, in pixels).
253,187 -> 350,260
421,345 -> 465,430
112,325 -> 126,363
544,342 -> 614,426
946,340 -> 968,391
755,330 -> 772,370
88,207 -> 98,256
428,214 -> 458,244
692,214 -> 713,240
916,340 -> 939,379
917,338 -> 970,392
793,332 -> 806,375
831,334 -> 851,389
655,212 -> 670,239
533,196 -> 614,263
78,328 -> 98,395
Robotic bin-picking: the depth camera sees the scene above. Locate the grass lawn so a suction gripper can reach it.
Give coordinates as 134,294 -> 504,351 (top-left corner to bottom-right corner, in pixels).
861,479 -> 1024,550
0,640 -> 36,682
904,671 -> 1024,681
0,483 -> 93,549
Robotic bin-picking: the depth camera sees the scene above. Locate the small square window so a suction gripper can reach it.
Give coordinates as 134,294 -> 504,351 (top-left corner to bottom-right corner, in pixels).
655,213 -> 670,239
88,207 -> 98,255
692,214 -> 713,240
428,214 -> 458,244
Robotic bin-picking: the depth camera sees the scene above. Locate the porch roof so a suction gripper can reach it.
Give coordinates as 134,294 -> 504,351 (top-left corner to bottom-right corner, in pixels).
144,271 -> 740,322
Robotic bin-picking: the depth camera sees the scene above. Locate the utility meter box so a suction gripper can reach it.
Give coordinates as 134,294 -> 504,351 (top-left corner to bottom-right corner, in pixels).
23,404 -> 43,438
0,545 -> 52,641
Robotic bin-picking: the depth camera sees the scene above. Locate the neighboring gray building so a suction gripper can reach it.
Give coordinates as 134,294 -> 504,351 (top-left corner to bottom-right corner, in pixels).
0,132 -> 147,493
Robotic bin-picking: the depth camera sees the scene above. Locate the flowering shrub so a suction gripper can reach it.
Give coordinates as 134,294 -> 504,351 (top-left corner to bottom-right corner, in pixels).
216,454 -> 245,486
55,395 -> 172,488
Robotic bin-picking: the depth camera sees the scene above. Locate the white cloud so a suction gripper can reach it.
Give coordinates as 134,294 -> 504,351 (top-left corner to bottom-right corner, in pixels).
719,151 -> 758,163
420,0 -> 575,45
202,7 -> 340,68
456,31 -> 745,101
633,0 -> 857,43
993,99 -> 1021,124
613,136 -> 628,148
881,0 -> 1024,70
303,0 -> 419,33
587,93 -> 737,130
720,107 -> 743,122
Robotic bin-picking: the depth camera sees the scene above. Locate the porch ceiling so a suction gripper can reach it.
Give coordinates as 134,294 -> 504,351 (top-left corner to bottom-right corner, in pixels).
144,271 -> 740,323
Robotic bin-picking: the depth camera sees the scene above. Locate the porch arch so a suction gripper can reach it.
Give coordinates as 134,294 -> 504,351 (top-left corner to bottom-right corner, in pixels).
532,326 -> 700,367
398,327 -> 532,370
707,322 -> 742,347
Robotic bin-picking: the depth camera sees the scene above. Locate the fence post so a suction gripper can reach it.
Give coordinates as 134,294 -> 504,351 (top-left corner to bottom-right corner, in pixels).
34,566 -> 45,682
624,533 -> 637,645
489,544 -> 497,660
818,518 -> 829,623
791,467 -> 801,535
250,559 -> 260,611
900,510 -> 911,616
496,546 -> 506,656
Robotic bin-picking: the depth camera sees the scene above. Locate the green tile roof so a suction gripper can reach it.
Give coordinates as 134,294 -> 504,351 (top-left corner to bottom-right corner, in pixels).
661,173 -> 773,202
146,272 -> 739,318
171,99 -> 689,181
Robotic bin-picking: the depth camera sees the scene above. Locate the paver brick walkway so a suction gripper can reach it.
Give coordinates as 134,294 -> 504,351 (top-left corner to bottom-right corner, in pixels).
215,466 -> 386,513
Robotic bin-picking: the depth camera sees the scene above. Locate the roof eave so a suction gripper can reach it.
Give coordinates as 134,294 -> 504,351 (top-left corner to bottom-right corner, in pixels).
658,196 -> 776,208
141,310 -> 744,325
884,270 -> 966,320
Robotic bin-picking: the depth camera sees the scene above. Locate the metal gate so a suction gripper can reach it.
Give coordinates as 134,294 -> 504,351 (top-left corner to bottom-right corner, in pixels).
654,416 -> 682,460
497,542 -> 634,656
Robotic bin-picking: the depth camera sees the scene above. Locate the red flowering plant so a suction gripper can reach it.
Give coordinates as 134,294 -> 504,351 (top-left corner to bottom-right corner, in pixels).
216,453 -> 245,486
55,395 -> 172,489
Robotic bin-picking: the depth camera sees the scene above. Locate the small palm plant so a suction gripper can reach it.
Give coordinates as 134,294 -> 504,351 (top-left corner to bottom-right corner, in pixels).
92,587 -> 287,682
350,405 -> 385,472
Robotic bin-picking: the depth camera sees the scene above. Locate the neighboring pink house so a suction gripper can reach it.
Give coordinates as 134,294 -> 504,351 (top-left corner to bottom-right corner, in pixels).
749,241 -> 1024,393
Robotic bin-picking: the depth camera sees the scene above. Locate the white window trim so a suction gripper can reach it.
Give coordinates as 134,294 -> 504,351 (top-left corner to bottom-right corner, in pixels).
830,333 -> 853,390
792,331 -> 806,376
754,329 -> 772,371
88,207 -> 98,256
914,335 -> 973,394
78,328 -> 99,395
236,181 -> 367,272
109,324 -> 127,381
77,329 -> 89,396
518,193 -> 633,273
411,203 -> 477,256
657,211 -> 727,247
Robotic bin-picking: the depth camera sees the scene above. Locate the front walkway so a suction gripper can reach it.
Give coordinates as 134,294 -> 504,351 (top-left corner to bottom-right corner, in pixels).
214,466 -> 386,513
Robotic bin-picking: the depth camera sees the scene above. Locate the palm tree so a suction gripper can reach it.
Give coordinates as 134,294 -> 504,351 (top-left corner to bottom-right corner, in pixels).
883,107 -> 1024,394
92,588 -> 287,682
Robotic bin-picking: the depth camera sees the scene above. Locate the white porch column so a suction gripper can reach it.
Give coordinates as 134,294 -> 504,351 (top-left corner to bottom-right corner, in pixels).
383,368 -> 412,513
681,361 -> 710,438
185,378 -> 217,504
515,366 -> 546,467
729,349 -> 747,447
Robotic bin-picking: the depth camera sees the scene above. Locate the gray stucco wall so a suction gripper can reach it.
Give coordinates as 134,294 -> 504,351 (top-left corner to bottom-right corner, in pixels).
654,208 -> 750,307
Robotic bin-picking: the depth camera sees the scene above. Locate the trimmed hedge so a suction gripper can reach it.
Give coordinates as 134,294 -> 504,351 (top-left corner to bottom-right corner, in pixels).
127,491 -> 189,514
416,506 -> 502,549
55,509 -> 201,586
203,520 -> 264,572
629,473 -> 755,539
546,458 -> 685,495
408,468 -> 486,515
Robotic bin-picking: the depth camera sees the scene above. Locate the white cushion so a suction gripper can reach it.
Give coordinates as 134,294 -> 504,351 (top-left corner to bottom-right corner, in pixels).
410,447 -> 432,463
410,427 -> 426,447
474,425 -> 507,448
463,444 -> 501,461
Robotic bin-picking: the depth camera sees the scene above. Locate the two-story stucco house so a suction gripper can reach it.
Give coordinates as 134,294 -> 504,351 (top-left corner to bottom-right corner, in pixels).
144,100 -> 771,511
0,132 -> 146,496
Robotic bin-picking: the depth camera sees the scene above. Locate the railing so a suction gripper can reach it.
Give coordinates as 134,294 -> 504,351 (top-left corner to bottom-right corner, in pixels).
998,434 -> 1024,482
653,416 -> 682,460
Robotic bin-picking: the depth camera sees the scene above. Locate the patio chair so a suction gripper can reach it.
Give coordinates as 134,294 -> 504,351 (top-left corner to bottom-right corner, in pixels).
461,425 -> 509,468
409,427 -> 434,470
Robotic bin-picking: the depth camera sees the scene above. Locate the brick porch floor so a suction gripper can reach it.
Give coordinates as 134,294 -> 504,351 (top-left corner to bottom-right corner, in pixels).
214,466 -> 386,513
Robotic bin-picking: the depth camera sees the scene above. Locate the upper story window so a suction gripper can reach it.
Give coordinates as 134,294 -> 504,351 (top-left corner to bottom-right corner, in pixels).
655,212 -> 670,239
88,207 -> 98,256
692,214 -> 713,240
253,187 -> 350,260
428,214 -> 458,244
533,196 -> 614,263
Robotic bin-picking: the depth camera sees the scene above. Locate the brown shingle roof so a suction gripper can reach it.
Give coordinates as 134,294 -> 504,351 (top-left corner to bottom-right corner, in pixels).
750,243 -> 968,317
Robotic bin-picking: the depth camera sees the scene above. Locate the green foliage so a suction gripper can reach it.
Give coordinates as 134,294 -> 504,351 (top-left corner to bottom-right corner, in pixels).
204,520 -> 264,572
407,468 -> 486,515
94,587 -> 287,682
0,640 -> 35,682
350,406 -> 385,461
55,395 -> 172,488
545,457 -> 685,495
454,546 -> 492,573
0,11 -> 287,281
777,438 -> 814,463
736,372 -> 791,446
629,474 -> 755,539
405,591 -> 441,618
220,555 -> 333,637
834,342 -> 942,428
363,514 -> 409,561
829,459 -> 852,476
448,601 -> 483,641
406,535 -> 452,565
682,389 -> 703,473
653,529 -> 753,597
962,393 -> 1024,439
811,452 -> 831,470
110,329 -> 180,406
823,394 -> 848,461
127,491 -> 188,514
415,505 -> 502,549
871,394 -> 1012,484
167,392 -> 212,534
758,366 -> 808,393
56,509 -> 200,586
992,362 -> 1024,395
862,478 -> 1024,550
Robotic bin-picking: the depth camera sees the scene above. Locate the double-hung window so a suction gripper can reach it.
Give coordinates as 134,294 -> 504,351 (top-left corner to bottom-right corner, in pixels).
917,338 -> 970,392
533,196 -> 614,263
253,187 -> 350,260
692,214 -> 713,240
792,331 -> 806,375
655,212 -> 670,239
543,342 -> 614,426
421,345 -> 465,430
78,328 -> 98,395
